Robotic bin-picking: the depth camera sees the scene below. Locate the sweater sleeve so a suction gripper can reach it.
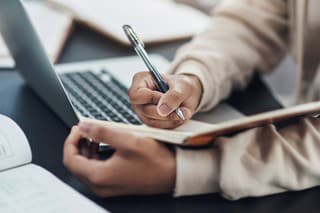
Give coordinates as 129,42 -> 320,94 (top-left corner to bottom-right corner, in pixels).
174,117 -> 320,200
168,0 -> 289,111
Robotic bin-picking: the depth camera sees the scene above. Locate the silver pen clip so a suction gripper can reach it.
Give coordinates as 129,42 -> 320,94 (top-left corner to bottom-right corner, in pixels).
122,25 -> 145,48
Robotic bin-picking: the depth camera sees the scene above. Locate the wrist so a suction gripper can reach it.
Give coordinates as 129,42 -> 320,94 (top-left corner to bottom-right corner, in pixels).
183,74 -> 203,108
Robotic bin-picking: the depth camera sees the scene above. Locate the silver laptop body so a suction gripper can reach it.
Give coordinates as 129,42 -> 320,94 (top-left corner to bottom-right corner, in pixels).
0,0 -> 145,127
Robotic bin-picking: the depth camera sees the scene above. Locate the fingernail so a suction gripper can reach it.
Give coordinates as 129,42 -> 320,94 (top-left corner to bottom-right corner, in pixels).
79,122 -> 90,133
159,104 -> 171,116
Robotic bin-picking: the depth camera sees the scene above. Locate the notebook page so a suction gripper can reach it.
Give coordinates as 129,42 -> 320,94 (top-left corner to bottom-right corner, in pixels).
0,1 -> 72,67
0,115 -> 31,172
0,164 -> 107,213
83,103 -> 242,144
48,0 -> 209,44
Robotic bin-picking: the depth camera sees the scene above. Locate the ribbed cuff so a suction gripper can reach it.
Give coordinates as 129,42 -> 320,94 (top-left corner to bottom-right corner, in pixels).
174,147 -> 220,197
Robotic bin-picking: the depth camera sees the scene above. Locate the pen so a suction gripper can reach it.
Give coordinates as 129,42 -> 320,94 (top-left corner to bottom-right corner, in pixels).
123,25 -> 185,121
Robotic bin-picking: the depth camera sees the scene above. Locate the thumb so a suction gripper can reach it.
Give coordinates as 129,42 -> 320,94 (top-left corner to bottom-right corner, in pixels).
78,119 -> 136,151
157,88 -> 188,117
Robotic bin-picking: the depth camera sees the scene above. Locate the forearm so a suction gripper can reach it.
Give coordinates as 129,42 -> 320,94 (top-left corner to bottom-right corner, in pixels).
175,117 -> 320,200
169,0 -> 288,111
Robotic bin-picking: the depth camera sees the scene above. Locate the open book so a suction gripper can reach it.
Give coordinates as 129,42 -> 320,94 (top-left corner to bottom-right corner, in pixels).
0,115 -> 107,213
87,101 -> 320,146
0,1 -> 73,67
47,0 -> 209,45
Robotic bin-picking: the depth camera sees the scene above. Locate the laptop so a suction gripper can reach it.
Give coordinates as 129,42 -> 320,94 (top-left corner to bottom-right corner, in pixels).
0,0 -> 245,141
0,0 -> 172,127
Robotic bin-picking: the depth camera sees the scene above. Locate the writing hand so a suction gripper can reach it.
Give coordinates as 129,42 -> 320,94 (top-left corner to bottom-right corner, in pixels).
129,72 -> 202,129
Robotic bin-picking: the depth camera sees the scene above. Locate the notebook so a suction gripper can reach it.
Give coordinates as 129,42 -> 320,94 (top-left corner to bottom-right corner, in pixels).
0,115 -> 108,213
85,101 -> 320,146
0,1 -> 73,67
47,0 -> 209,45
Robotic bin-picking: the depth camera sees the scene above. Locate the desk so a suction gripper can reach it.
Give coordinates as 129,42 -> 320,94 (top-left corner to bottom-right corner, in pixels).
1,23 -> 320,213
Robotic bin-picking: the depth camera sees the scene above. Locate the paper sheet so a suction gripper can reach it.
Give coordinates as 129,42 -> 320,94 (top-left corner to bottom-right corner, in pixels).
0,1 -> 72,67
48,0 -> 209,44
0,115 -> 31,172
192,103 -> 244,124
87,103 -> 244,144
0,164 -> 107,213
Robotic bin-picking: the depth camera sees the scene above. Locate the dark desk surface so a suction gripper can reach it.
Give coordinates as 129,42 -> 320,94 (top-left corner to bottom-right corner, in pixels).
1,23 -> 320,213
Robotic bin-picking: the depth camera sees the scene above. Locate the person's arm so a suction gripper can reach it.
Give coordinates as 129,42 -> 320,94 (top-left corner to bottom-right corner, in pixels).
64,117 -> 320,200
129,0 -> 289,129
175,116 -> 320,199
169,0 -> 289,111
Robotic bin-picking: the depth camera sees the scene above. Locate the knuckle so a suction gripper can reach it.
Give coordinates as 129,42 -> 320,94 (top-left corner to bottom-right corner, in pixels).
151,92 -> 161,104
93,126 -> 107,141
71,126 -> 78,132
132,72 -> 141,81
128,88 -> 137,101
133,71 -> 149,81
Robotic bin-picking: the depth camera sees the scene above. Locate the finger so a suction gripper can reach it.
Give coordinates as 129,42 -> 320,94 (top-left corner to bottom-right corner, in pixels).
130,71 -> 158,91
63,127 -> 103,180
133,105 -> 185,128
129,88 -> 162,105
156,77 -> 193,117
64,126 -> 83,157
138,113 -> 184,129
157,91 -> 189,117
140,104 -> 187,121
146,105 -> 193,121
78,120 -> 138,150
129,71 -> 160,104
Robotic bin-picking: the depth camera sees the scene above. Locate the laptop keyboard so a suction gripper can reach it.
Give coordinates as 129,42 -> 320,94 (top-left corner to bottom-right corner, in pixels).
59,70 -> 142,125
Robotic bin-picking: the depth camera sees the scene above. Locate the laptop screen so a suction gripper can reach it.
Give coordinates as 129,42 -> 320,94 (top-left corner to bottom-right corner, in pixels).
0,0 -> 79,127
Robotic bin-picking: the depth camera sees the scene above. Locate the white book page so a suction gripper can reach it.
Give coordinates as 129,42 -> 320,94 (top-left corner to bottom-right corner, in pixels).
192,103 -> 244,124
48,0 -> 209,44
0,115 -> 31,172
85,103 -> 243,144
0,164 -> 108,213
0,1 -> 72,67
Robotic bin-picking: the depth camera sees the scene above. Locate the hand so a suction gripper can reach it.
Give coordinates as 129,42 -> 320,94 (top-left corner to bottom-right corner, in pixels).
129,72 -> 202,129
63,121 -> 176,197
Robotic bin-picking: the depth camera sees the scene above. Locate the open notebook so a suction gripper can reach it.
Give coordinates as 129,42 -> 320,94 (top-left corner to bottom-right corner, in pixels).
0,115 -> 108,213
87,101 -> 320,146
0,1 -> 73,67
47,0 -> 209,45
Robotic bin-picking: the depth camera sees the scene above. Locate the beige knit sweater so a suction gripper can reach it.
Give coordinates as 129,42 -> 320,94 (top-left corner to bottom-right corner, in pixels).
169,0 -> 320,200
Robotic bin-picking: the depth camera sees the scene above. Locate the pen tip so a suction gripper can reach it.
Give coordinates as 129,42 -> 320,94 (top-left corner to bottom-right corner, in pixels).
176,108 -> 185,121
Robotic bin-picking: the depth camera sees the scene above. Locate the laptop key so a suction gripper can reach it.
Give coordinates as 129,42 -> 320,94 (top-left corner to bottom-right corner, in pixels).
60,70 -> 142,125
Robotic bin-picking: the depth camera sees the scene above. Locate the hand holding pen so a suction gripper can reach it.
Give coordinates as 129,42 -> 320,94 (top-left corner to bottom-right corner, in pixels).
123,25 -> 203,128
